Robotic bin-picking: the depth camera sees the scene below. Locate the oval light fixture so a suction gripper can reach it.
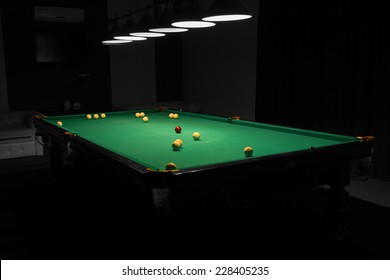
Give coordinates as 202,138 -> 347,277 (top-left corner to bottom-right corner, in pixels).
171,21 -> 215,28
113,36 -> 147,41
202,14 -> 251,22
202,0 -> 252,22
130,32 -> 165,37
102,40 -> 132,45
149,27 -> 188,33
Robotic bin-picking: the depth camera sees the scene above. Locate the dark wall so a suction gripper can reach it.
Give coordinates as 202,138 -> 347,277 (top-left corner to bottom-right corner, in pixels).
155,34 -> 183,102
256,0 -> 390,180
1,0 -> 111,114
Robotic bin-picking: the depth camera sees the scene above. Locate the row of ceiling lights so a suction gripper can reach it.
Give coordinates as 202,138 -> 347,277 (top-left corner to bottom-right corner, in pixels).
102,0 -> 252,45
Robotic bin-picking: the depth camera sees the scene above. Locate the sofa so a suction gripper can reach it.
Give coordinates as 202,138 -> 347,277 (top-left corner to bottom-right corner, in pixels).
0,110 -> 45,160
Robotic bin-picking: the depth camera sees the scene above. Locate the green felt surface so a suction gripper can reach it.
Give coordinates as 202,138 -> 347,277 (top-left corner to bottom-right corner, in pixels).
43,110 -> 359,171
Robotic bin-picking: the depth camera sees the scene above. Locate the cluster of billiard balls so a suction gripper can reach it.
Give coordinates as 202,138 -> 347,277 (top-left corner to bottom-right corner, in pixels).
174,125 -> 200,139
171,131 -> 200,151
171,139 -> 183,151
134,112 -> 149,122
168,113 -> 179,119
167,125 -> 200,170
56,113 -> 107,126
86,113 -> 106,120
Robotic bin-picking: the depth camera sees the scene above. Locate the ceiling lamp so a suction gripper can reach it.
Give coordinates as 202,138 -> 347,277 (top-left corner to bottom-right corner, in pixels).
130,32 -> 165,37
171,21 -> 214,28
114,36 -> 147,41
102,40 -> 132,45
202,0 -> 252,22
149,4 -> 188,33
171,0 -> 215,29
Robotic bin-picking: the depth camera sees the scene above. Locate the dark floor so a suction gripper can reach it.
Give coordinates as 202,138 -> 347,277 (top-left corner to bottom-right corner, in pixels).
1,160 -> 390,260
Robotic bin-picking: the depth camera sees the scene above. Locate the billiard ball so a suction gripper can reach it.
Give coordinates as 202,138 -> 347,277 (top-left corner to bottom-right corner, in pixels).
142,116 -> 149,122
140,112 -> 145,117
100,113 -> 106,118
172,140 -> 181,150
244,146 -> 253,157
56,121 -> 62,126
192,132 -> 200,140
175,139 -> 183,146
135,112 -> 140,118
168,113 -> 174,118
175,126 -> 182,133
165,162 -> 177,170
93,114 -> 99,119
86,114 -> 92,120
173,113 -> 179,119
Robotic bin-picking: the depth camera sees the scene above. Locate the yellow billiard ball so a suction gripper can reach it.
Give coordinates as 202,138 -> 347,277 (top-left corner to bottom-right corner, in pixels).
172,140 -> 181,150
142,116 -> 149,122
56,121 -> 62,126
175,139 -> 183,146
140,112 -> 145,117
173,113 -> 179,119
165,162 -> 177,171
93,114 -> 99,119
192,132 -> 200,140
244,146 -> 253,157
168,113 -> 174,118
135,112 -> 140,118
100,113 -> 106,119
86,114 -> 92,120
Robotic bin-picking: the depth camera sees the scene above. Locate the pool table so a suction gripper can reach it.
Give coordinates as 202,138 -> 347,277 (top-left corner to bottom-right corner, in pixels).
34,108 -> 374,235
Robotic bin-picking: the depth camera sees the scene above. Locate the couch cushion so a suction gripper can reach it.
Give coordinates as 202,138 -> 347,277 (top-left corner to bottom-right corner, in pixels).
0,141 -> 38,159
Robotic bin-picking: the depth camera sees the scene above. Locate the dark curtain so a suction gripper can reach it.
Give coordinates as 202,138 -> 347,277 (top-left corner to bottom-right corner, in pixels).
256,0 -> 390,180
